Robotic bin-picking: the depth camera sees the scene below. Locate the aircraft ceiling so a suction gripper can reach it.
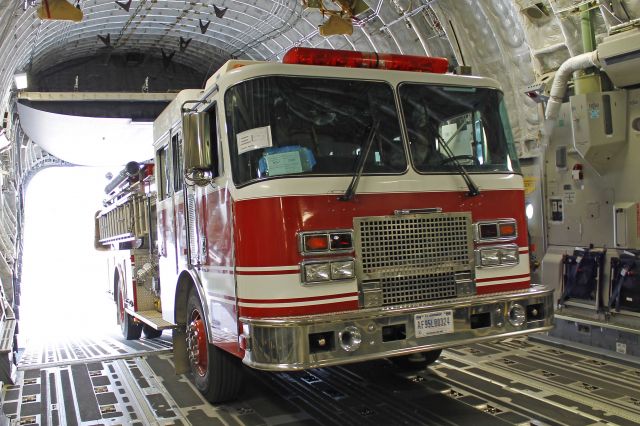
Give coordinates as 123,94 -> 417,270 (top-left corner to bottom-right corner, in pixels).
0,0 -> 638,165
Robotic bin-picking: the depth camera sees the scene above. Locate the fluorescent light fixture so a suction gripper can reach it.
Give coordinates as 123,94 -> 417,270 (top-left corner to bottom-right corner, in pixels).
14,72 -> 28,90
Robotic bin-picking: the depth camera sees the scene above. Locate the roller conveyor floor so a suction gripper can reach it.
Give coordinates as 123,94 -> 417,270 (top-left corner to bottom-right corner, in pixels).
2,335 -> 640,425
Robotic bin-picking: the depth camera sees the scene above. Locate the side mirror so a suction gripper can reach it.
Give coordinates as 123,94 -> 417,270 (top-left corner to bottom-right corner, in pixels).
182,111 -> 214,184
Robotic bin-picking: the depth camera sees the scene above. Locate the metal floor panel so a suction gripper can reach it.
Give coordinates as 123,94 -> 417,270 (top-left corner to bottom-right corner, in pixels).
3,336 -> 640,425
17,334 -> 172,369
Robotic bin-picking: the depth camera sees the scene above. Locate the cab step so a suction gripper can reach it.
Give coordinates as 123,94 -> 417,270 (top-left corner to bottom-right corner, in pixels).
129,309 -> 175,330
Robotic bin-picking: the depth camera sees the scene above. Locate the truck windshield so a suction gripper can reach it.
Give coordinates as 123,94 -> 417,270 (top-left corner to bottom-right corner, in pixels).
399,84 -> 520,174
225,76 -> 406,186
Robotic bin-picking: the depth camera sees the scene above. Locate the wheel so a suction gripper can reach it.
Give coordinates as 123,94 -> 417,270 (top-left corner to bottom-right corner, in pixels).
390,349 -> 442,371
186,289 -> 244,403
12,287 -> 20,306
118,284 -> 142,340
12,334 -> 18,366
143,324 -> 163,339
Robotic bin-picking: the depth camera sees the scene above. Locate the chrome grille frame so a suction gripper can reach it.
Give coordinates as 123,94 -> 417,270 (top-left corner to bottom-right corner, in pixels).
354,212 -> 475,306
380,271 -> 457,305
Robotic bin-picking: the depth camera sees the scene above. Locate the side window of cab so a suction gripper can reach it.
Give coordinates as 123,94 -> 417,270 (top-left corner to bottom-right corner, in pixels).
156,144 -> 172,200
172,132 -> 184,192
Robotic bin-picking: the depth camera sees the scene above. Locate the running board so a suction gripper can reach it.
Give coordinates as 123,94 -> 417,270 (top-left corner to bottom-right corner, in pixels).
128,309 -> 176,330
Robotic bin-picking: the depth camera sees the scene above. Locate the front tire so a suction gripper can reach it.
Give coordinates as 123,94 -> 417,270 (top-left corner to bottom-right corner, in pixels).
143,325 -> 163,339
118,284 -> 142,340
186,289 -> 244,403
390,349 -> 442,371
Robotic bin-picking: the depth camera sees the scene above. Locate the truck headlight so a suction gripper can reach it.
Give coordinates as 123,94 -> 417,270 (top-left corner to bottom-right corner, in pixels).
331,260 -> 354,280
304,263 -> 331,282
480,248 -> 500,266
302,259 -> 355,284
500,247 -> 519,264
477,245 -> 519,267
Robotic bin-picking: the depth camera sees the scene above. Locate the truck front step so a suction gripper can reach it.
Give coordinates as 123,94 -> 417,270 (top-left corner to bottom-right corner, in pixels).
129,310 -> 175,330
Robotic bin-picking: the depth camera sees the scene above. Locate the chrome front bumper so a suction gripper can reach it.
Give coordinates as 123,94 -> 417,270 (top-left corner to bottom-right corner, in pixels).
239,285 -> 554,371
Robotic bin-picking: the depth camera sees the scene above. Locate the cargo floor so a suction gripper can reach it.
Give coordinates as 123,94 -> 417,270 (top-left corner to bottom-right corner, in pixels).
3,335 -> 640,425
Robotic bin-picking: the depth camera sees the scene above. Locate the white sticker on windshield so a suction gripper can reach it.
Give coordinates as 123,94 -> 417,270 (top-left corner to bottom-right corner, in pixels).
265,151 -> 303,176
236,126 -> 272,154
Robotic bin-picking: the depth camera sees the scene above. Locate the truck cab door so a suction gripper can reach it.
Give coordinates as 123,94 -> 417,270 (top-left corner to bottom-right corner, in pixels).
156,139 -> 179,322
170,131 -> 194,270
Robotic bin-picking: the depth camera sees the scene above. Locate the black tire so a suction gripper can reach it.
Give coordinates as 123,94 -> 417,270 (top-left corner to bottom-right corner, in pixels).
186,289 -> 244,403
118,284 -> 142,340
13,280 -> 21,305
390,349 -> 442,371
12,334 -> 18,366
142,324 -> 163,339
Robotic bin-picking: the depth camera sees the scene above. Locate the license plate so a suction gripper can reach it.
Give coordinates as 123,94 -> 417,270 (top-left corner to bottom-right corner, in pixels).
414,310 -> 454,338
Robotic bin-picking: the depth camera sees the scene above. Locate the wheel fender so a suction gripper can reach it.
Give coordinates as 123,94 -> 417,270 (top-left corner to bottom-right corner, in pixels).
113,265 -> 124,303
114,265 -> 125,324
175,269 -> 211,339
173,269 -> 210,375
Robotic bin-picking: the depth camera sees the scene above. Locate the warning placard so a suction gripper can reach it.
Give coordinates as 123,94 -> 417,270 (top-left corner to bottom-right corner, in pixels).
523,176 -> 537,195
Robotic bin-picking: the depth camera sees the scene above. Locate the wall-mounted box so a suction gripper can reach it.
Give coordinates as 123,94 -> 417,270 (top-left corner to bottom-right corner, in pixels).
614,202 -> 640,249
571,91 -> 628,175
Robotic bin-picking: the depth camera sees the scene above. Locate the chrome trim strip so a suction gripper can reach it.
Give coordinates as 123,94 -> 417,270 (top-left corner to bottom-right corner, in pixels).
239,286 -> 553,371
245,326 -> 553,371
394,207 -> 442,215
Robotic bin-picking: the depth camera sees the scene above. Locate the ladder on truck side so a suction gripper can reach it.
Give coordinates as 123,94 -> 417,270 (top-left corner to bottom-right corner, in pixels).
98,193 -> 151,243
97,191 -> 174,332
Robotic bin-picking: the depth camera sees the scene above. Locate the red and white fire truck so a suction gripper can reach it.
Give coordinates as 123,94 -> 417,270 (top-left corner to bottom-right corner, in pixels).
96,47 -> 554,403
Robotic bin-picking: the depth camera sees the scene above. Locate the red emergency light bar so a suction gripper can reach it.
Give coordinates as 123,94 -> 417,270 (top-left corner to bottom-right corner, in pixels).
282,47 -> 449,73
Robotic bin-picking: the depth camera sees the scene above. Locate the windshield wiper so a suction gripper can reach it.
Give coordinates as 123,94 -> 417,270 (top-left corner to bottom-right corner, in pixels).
433,119 -> 480,197
339,121 -> 380,202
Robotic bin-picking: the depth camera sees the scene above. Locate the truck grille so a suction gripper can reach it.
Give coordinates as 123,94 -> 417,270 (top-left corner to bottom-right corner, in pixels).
380,272 -> 457,305
354,212 -> 473,306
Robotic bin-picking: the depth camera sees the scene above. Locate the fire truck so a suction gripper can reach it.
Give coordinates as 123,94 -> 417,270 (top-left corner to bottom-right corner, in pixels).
96,47 -> 554,403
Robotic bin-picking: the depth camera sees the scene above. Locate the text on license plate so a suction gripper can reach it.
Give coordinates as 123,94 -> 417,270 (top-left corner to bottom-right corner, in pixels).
414,310 -> 454,338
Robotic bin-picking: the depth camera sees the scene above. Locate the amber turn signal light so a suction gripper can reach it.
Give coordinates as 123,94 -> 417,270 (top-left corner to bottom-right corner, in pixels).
499,223 -> 516,238
475,220 -> 517,242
